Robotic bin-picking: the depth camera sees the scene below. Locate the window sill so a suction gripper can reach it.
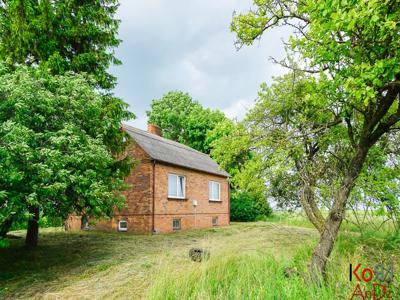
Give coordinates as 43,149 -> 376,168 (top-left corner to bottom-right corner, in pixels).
168,197 -> 188,201
209,199 -> 222,202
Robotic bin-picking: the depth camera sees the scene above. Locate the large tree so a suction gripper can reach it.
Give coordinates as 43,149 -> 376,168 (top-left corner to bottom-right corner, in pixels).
0,0 -> 133,245
231,0 -> 400,281
146,91 -> 226,154
0,0 -> 120,89
0,66 -> 133,247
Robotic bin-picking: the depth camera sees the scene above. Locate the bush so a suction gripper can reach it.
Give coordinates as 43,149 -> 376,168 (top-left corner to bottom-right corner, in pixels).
230,191 -> 272,222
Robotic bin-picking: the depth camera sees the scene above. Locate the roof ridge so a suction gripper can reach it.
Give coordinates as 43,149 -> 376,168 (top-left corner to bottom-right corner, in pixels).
122,124 -> 210,158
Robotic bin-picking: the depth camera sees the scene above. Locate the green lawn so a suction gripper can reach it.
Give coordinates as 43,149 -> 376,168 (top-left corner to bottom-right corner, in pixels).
0,221 -> 398,299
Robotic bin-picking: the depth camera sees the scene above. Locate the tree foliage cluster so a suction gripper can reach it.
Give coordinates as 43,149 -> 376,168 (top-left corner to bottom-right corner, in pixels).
146,91 -> 227,154
0,0 -> 121,89
0,66 -> 134,247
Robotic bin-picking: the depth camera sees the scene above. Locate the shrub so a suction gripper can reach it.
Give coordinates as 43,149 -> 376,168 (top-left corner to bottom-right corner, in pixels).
230,191 -> 272,222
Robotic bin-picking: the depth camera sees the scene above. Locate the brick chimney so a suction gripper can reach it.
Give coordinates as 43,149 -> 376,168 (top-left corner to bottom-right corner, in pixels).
147,124 -> 162,136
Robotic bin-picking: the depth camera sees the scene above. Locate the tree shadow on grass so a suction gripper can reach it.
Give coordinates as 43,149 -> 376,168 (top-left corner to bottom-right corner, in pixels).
0,230 -> 144,298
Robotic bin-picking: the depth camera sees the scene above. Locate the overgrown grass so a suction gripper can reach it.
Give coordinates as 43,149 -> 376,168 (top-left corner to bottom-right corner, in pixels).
0,220 -> 398,299
148,233 -> 399,299
149,249 -> 341,299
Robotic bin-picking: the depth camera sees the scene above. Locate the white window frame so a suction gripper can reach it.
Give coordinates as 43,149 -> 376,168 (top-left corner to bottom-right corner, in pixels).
172,218 -> 181,230
168,173 -> 186,199
212,216 -> 218,226
118,220 -> 128,232
209,181 -> 221,201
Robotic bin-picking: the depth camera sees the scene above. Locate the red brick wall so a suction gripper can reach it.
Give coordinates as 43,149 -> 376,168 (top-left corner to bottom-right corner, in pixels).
66,215 -> 82,230
66,140 -> 154,233
153,163 -> 230,233
66,139 -> 230,234
106,140 -> 154,233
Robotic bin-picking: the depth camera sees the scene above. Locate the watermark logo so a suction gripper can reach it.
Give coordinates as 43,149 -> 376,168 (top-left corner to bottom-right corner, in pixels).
349,262 -> 394,300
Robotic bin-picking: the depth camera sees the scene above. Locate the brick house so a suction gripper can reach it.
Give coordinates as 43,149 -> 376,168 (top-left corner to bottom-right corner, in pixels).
67,124 -> 230,233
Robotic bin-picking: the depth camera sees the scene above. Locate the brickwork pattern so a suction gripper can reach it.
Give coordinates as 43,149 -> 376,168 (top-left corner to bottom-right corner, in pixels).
67,139 -> 230,233
153,163 -> 229,233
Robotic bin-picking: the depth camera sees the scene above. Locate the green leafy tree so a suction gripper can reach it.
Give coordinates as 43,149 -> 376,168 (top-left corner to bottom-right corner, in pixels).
0,0 -> 120,89
146,91 -> 226,153
209,119 -> 272,219
232,0 -> 400,281
0,66 -> 134,247
208,119 -> 251,179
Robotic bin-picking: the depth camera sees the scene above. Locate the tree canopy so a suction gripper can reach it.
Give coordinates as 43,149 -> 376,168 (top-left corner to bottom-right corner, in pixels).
0,66 -> 133,247
0,0 -> 121,89
146,91 -> 227,154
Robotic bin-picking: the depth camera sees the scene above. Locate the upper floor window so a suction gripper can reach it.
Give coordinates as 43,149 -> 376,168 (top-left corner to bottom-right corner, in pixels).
209,181 -> 220,201
168,174 -> 186,199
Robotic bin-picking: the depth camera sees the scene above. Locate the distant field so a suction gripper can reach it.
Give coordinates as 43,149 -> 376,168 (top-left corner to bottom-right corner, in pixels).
0,219 -> 398,299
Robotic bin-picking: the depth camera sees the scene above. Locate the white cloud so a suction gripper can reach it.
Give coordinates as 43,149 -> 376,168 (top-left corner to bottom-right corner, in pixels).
110,0 -> 292,126
222,98 -> 255,121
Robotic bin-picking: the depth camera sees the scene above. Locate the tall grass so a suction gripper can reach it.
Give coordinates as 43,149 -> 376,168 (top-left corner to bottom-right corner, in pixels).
149,248 -> 348,299
148,231 -> 399,300
149,251 -> 345,299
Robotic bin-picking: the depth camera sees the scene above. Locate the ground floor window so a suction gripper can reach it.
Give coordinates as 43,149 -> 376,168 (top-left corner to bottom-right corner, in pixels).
173,218 -> 181,230
81,215 -> 90,230
118,220 -> 128,232
168,174 -> 186,199
209,181 -> 221,201
212,216 -> 218,226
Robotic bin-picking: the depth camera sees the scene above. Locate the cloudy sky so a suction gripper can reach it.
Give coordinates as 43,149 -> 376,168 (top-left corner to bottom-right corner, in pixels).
110,0 -> 291,129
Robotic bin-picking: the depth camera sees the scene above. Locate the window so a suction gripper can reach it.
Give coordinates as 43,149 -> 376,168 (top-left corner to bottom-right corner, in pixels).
212,216 -> 218,226
168,174 -> 186,199
173,218 -> 181,230
209,181 -> 221,201
118,220 -> 128,232
81,215 -> 90,230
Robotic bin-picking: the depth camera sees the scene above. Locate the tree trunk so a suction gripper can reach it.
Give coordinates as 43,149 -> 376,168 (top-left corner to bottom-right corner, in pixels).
25,207 -> 39,248
0,216 -> 14,238
309,146 -> 369,283
300,180 -> 325,234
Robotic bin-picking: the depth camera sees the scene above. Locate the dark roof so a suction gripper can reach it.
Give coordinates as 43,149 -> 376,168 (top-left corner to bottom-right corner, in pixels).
123,125 -> 229,177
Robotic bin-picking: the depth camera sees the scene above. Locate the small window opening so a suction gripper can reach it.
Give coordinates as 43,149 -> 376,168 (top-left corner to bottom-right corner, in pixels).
81,215 -> 90,230
118,220 -> 128,232
173,218 -> 181,230
212,216 -> 218,226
